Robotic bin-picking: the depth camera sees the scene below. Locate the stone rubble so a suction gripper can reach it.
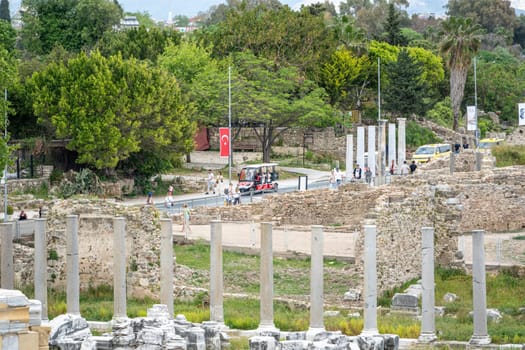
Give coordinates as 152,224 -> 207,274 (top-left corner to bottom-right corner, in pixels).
89,305 -> 229,350
250,331 -> 400,350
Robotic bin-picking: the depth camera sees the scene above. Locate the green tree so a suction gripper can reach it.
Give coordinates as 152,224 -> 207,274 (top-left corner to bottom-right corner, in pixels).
21,0 -> 122,55
383,3 -> 407,46
0,19 -> 15,52
383,49 -> 427,117
469,48 -> 525,124
0,0 -> 10,22
439,16 -> 483,130
320,47 -> 375,113
446,0 -> 516,34
29,52 -> 195,171
199,3 -> 335,75
96,26 -> 181,62
230,51 -> 334,162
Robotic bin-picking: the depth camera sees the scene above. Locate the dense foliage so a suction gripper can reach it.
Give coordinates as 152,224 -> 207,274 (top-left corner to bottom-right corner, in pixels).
0,0 -> 524,174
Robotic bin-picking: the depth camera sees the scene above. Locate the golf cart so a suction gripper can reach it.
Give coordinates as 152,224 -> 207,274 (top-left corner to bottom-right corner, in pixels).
237,163 -> 279,194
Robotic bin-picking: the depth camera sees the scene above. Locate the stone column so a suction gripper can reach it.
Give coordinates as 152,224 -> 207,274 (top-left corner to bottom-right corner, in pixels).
418,227 -> 436,343
367,125 -> 376,178
469,230 -> 491,345
113,217 -> 127,319
388,123 -> 396,172
258,222 -> 277,331
345,135 -> 354,182
397,118 -> 407,165
210,220 -> 224,324
356,127 -> 365,172
0,222 -> 14,289
308,225 -> 325,339
160,218 -> 174,318
66,215 -> 80,315
34,219 -> 48,321
361,225 -> 378,336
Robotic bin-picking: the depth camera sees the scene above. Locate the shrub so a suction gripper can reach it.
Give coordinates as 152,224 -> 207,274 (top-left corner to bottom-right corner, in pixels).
406,120 -> 441,147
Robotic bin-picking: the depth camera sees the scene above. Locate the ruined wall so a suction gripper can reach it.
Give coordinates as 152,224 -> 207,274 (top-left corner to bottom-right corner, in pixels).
7,166 -> 525,298
12,199 -> 162,298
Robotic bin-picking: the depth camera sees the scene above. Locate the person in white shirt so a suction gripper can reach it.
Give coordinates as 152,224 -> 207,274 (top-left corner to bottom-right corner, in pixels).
206,169 -> 215,194
334,168 -> 343,186
400,161 -> 410,175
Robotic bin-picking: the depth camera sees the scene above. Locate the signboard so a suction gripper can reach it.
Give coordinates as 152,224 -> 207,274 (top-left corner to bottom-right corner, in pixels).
219,127 -> 230,157
519,103 -> 525,126
467,105 -> 477,131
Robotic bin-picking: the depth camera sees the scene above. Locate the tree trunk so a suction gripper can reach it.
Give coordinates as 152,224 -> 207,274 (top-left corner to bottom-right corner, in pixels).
450,66 -> 468,131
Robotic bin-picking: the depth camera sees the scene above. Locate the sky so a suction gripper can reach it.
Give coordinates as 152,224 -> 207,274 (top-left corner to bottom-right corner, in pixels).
9,0 -> 525,22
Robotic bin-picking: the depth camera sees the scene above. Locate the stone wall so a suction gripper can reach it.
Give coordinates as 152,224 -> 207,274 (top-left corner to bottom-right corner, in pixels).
193,166 -> 525,293
209,127 -> 347,160
6,166 -> 525,298
11,199 -> 163,299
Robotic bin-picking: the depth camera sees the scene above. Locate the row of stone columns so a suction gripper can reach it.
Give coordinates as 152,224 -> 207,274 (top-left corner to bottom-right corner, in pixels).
361,225 -> 490,345
347,118 -> 406,180
0,217 -> 491,344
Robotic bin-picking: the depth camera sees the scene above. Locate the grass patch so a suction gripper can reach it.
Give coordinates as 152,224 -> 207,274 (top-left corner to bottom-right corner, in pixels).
492,145 -> 525,167
23,243 -> 525,345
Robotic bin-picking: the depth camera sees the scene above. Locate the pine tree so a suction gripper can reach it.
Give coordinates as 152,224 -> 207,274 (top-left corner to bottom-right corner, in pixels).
383,3 -> 406,46
383,49 -> 427,118
0,0 -> 10,23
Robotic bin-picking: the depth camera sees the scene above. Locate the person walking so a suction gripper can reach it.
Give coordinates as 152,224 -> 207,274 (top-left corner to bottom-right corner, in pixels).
353,164 -> 362,181
409,160 -> 418,174
206,169 -> 215,194
400,161 -> 410,175
181,204 -> 192,237
216,171 -> 224,196
365,167 -> 372,186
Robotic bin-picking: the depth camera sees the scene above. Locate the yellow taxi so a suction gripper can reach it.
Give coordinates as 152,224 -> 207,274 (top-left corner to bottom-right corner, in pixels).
477,138 -> 504,152
411,143 -> 451,164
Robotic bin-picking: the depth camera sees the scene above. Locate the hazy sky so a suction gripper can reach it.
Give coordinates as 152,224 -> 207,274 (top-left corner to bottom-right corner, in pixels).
9,0 -> 525,22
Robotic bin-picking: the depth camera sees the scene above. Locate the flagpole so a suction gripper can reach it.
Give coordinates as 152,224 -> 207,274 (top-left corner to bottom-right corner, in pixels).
228,66 -> 232,184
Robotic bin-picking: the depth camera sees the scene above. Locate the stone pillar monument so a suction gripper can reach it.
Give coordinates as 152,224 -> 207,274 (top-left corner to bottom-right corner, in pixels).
66,215 -> 80,315
34,219 -> 48,321
357,127 -> 365,172
469,230 -> 491,345
346,135 -> 354,181
160,218 -> 174,318
0,222 -> 14,289
388,123 -> 396,172
308,225 -> 325,339
418,227 -> 436,343
258,222 -> 277,331
361,225 -> 378,336
367,126 -> 376,178
398,118 -> 407,165
113,217 -> 127,319
210,220 -> 224,324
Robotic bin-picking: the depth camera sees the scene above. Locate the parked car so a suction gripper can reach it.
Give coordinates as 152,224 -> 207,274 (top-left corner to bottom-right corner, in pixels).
411,143 -> 451,164
237,163 -> 279,193
477,138 -> 504,152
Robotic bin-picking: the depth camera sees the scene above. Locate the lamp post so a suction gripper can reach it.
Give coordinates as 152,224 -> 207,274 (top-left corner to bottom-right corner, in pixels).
3,88 -> 7,222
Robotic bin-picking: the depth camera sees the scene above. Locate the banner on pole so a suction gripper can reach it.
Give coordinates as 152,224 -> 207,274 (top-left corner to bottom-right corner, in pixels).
466,105 -> 477,131
219,127 -> 230,157
519,103 -> 525,126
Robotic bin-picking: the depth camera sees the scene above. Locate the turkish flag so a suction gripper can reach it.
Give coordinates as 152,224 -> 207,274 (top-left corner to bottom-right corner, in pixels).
219,127 -> 230,157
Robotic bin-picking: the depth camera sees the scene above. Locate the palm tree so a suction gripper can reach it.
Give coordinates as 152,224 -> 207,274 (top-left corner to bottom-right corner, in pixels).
439,17 -> 484,131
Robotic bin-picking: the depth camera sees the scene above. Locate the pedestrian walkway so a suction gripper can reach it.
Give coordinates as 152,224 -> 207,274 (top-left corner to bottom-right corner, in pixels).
174,222 -> 357,261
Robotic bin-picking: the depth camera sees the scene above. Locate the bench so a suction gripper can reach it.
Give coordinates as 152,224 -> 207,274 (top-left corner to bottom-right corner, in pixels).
233,142 -> 259,152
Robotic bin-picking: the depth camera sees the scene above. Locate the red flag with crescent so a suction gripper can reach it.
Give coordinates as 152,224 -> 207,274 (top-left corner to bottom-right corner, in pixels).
219,127 -> 230,157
